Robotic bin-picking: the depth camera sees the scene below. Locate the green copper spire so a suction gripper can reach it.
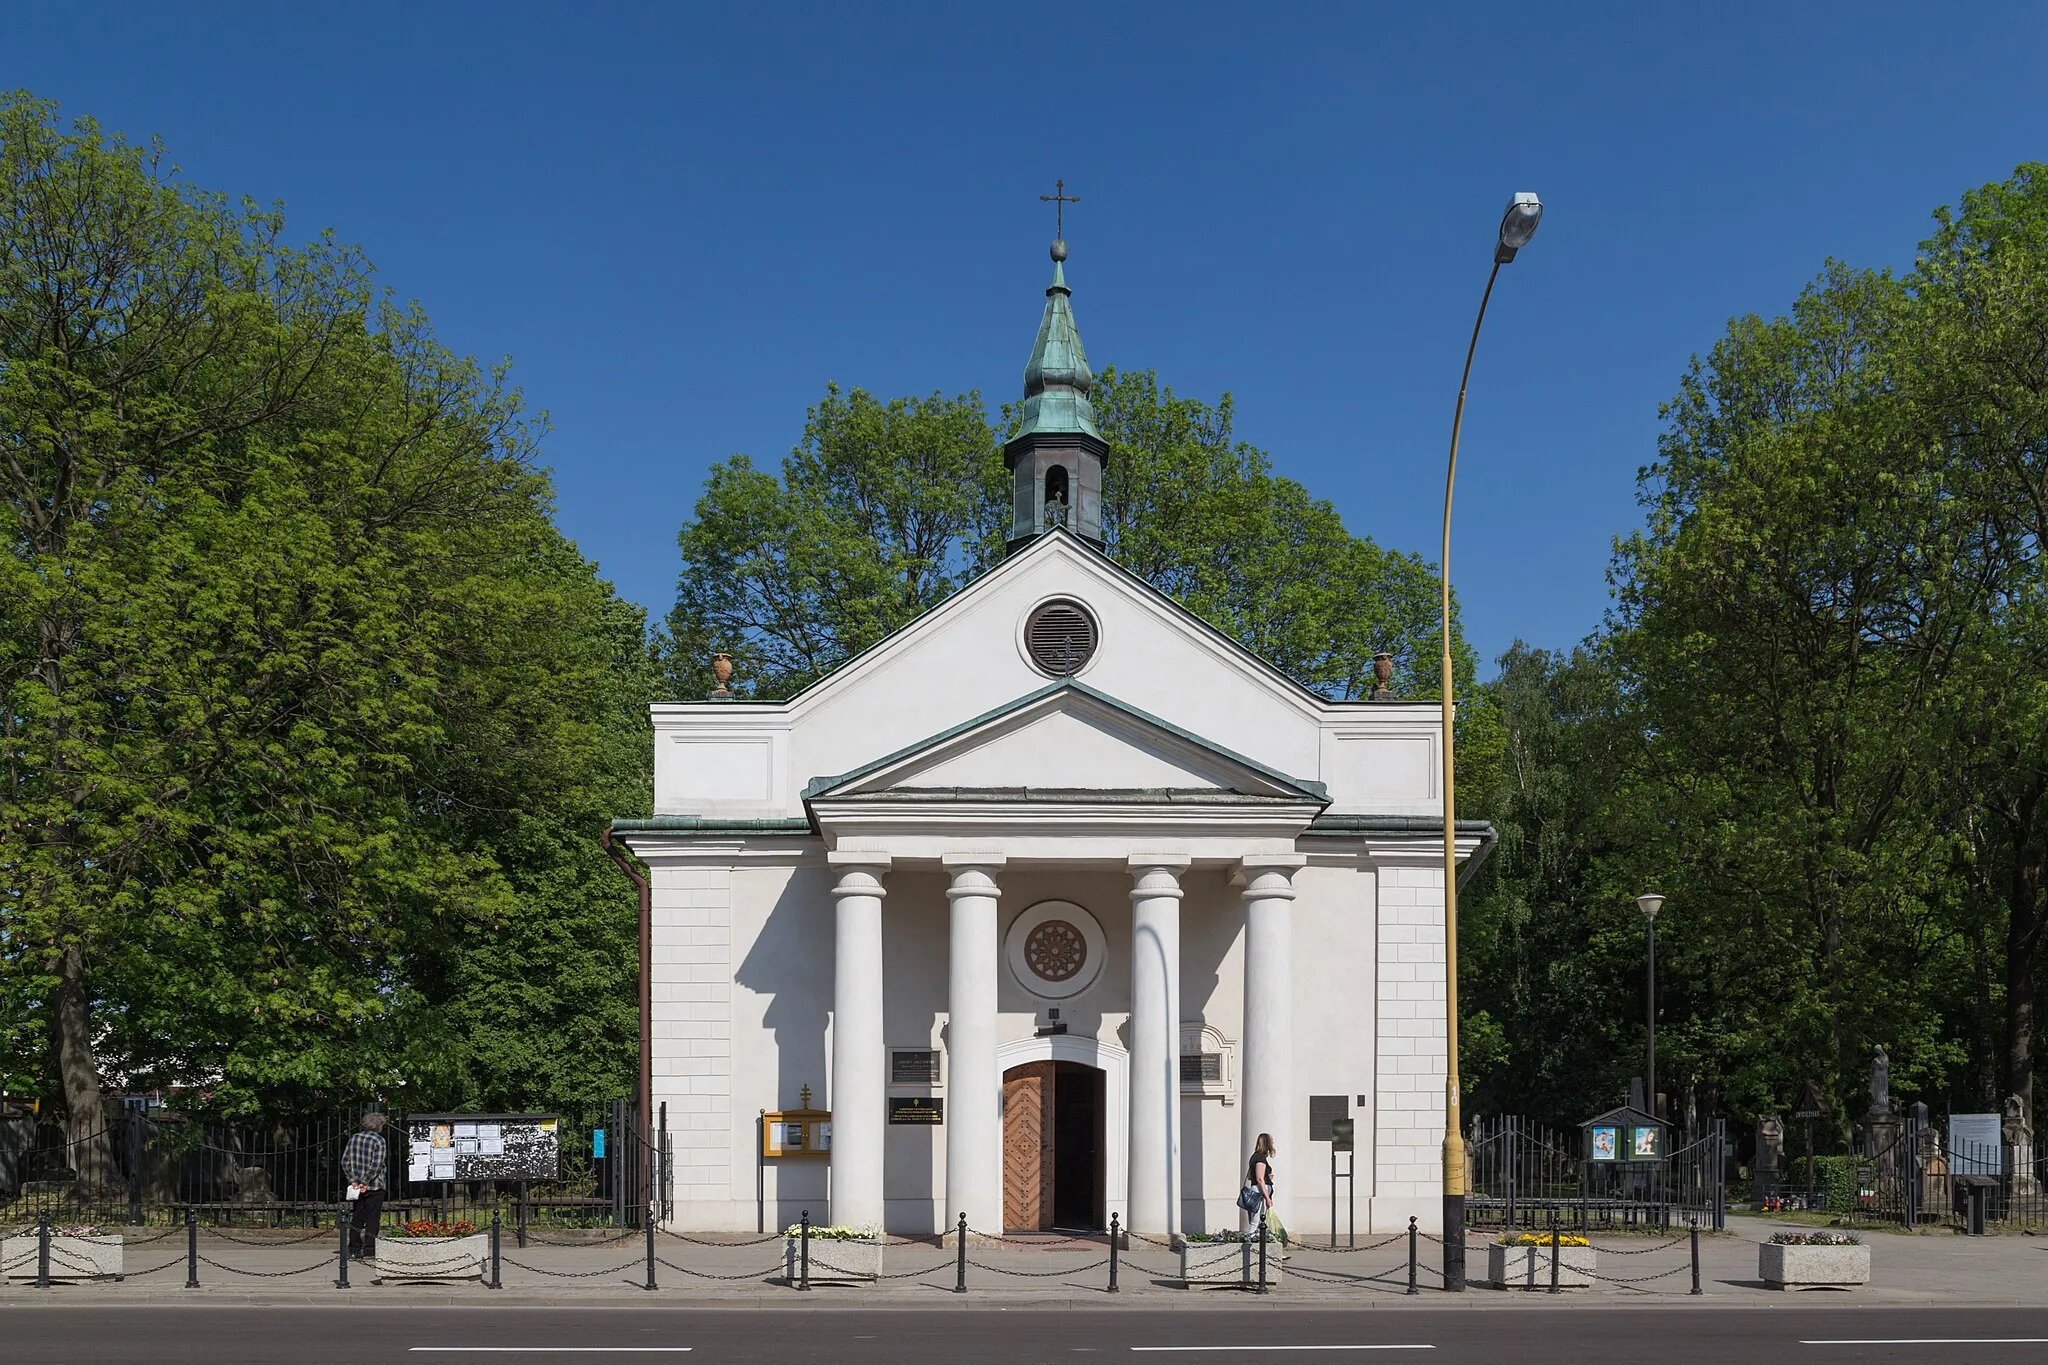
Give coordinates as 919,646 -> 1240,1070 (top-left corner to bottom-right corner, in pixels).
1005,236 -> 1110,551
1015,240 -> 1102,441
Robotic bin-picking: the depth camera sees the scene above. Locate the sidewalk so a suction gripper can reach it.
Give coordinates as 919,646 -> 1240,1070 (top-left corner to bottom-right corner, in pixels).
3,1216 -> 2042,1308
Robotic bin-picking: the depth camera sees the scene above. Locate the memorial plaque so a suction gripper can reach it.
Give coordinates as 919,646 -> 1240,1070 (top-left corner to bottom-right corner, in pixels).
891,1049 -> 942,1085
888,1097 -> 944,1125
1309,1095 -> 1349,1142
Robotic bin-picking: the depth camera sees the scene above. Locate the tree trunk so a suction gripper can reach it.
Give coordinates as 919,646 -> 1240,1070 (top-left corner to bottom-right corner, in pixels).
55,942 -> 117,1194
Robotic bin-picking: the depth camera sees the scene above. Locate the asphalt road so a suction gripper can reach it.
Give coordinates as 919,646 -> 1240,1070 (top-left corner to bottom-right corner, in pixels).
7,1305 -> 2048,1364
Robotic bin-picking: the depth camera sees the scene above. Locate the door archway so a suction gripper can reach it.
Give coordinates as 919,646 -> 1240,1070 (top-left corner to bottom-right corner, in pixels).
996,1035 -> 1127,1230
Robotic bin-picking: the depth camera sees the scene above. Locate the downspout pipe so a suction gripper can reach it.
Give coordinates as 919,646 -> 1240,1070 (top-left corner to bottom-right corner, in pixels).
601,826 -> 654,1214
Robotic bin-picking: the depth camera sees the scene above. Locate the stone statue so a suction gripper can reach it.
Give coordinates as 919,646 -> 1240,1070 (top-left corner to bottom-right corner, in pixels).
1868,1044 -> 1890,1117
1756,1114 -> 1785,1174
2003,1094 -> 2033,1148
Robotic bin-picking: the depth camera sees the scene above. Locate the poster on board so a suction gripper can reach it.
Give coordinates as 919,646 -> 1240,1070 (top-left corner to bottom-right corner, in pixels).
404,1114 -> 560,1183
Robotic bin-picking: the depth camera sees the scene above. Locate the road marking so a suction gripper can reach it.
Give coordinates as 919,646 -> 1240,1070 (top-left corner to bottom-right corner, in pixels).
1131,1349 -> 1432,1354
408,1351 -> 693,1355
1801,1342 -> 2048,1347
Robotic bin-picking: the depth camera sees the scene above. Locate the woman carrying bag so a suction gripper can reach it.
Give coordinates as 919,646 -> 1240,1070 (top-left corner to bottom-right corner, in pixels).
1238,1132 -> 1287,1247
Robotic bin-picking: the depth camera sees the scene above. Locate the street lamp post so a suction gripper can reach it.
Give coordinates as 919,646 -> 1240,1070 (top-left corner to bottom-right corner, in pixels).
1440,192 -> 1541,1293
1638,893 -> 1665,1112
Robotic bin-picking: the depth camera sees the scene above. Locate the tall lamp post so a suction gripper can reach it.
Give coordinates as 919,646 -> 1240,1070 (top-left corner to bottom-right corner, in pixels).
1440,192 -> 1542,1292
1638,893 -> 1665,1112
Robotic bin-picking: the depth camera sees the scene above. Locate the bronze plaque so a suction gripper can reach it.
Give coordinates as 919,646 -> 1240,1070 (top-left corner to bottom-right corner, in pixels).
888,1098 -> 944,1125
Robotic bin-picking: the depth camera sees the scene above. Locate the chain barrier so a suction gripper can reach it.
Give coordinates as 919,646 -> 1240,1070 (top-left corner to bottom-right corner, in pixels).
656,1228 -> 784,1247
498,1255 -> 646,1280
964,1256 -> 1112,1278
963,1228 -> 1102,1246
1277,1234 -> 1406,1255
195,1254 -> 335,1278
1584,1262 -> 1693,1286
651,1255 -> 785,1282
1583,1235 -> 1691,1255
808,1256 -> 955,1281
524,1230 -> 639,1247
203,1227 -> 333,1246
1285,1261 -> 1412,1286
120,1258 -> 191,1278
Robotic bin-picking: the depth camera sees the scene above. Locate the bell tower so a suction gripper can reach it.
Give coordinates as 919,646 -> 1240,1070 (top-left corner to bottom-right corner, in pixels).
1006,236 -> 1108,552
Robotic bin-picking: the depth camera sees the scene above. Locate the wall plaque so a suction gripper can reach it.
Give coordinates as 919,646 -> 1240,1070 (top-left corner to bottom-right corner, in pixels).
1309,1095 -> 1350,1142
888,1097 -> 944,1125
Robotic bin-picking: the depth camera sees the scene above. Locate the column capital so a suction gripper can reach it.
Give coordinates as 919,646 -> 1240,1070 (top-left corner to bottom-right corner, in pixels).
1234,854 -> 1306,897
827,852 -> 890,898
1128,855 -> 1189,902
943,855 -> 1004,900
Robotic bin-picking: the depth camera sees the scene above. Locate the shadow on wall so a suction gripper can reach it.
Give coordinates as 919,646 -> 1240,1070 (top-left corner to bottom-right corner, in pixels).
735,865 -> 832,1230
1180,867 -> 1239,1236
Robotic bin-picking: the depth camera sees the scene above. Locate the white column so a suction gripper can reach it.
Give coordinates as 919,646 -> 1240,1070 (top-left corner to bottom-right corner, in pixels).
1239,855 -> 1305,1229
943,854 -> 1004,1238
828,852 -> 890,1232
1128,855 -> 1189,1237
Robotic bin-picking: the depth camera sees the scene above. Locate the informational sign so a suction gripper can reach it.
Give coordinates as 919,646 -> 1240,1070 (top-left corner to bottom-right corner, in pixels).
1590,1125 -> 1619,1161
592,1128 -> 606,1159
888,1097 -> 944,1125
1309,1095 -> 1350,1142
1330,1118 -> 1354,1153
761,1109 -> 832,1158
1950,1113 -> 2002,1176
405,1114 -> 560,1184
1631,1125 -> 1662,1160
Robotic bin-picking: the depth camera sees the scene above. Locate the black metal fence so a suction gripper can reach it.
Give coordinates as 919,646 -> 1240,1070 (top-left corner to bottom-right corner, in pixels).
1759,1111 -> 2048,1230
1465,1115 -> 1727,1232
0,1098 -> 668,1232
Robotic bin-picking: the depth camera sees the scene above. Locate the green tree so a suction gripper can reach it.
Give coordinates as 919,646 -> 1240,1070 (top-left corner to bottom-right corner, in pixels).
665,368 -> 1465,702
0,93 -> 651,1170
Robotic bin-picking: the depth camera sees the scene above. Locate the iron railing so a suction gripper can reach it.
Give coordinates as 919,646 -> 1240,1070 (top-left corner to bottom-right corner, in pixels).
1465,1115 -> 1726,1232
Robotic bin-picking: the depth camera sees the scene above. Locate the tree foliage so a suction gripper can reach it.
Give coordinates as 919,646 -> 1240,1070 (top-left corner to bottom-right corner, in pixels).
0,93 -> 651,1154
1459,165 -> 2048,1143
666,367 -> 1464,701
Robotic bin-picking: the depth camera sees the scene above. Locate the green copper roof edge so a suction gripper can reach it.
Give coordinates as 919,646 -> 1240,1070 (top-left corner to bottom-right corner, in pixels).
802,677 -> 1330,805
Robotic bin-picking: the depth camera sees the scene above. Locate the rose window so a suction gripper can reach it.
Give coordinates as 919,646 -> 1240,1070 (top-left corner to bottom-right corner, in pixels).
1024,920 -> 1086,982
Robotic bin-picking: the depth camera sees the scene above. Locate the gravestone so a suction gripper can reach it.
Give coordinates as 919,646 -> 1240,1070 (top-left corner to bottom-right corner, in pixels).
1755,1114 -> 1784,1200
2004,1095 -> 2038,1197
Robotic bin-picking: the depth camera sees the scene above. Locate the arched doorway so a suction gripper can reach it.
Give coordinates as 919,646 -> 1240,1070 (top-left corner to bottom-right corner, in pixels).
1003,1060 -> 1104,1230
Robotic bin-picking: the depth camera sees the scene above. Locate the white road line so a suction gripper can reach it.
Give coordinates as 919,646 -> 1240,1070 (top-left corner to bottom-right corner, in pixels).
1130,1349 -> 1433,1354
1801,1341 -> 2048,1347
408,1350 -> 693,1355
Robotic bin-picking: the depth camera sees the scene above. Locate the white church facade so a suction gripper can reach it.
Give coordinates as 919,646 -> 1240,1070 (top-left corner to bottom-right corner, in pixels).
613,241 -> 1485,1239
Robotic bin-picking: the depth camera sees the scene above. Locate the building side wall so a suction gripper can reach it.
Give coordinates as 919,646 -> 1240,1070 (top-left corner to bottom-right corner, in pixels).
1371,858 -> 1448,1232
1292,861 -> 1379,1236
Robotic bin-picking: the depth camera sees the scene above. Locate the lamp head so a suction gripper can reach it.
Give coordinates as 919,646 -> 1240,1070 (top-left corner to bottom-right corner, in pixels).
1495,192 -> 1543,264
1636,892 -> 1665,923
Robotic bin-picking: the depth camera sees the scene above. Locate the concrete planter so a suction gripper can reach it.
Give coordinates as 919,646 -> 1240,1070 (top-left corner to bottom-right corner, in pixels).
1487,1242 -> 1595,1289
374,1234 -> 488,1282
785,1235 -> 882,1282
1180,1238 -> 1284,1288
1761,1241 -> 1869,1290
3,1234 -> 123,1280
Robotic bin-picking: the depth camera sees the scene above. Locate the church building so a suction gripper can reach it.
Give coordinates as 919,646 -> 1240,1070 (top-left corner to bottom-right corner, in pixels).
612,237 -> 1486,1238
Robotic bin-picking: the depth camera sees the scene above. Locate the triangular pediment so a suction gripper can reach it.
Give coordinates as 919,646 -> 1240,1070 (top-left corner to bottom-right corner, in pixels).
804,681 -> 1327,804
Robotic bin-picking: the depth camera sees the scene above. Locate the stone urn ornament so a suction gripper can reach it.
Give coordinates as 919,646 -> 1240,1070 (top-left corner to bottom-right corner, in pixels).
1371,652 -> 1395,701
710,652 -> 735,699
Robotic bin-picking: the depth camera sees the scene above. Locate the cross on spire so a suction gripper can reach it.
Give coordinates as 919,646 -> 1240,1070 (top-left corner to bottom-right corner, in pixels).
1040,178 -> 1080,240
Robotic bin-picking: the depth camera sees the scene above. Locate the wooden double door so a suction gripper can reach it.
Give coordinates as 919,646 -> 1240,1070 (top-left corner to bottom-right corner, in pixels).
1001,1060 -> 1106,1231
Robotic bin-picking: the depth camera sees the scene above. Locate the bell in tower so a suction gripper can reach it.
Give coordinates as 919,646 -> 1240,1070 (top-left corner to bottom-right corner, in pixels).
1006,237 -> 1108,551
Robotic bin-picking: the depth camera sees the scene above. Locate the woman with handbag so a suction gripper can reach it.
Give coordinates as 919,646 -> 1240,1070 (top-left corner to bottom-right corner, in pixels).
1240,1132 -> 1286,1245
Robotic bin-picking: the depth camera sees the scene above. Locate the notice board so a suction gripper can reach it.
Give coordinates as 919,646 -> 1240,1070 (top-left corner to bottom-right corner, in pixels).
405,1113 -> 560,1184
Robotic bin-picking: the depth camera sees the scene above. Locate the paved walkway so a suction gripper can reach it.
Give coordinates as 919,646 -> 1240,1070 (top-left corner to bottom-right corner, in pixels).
3,1215 -> 2042,1307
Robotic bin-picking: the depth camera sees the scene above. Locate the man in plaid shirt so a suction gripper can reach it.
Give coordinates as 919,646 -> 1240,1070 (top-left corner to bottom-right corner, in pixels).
342,1112 -> 389,1259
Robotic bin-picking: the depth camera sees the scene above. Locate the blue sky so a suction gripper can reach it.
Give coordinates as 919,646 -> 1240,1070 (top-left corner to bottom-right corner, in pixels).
8,3 -> 2047,670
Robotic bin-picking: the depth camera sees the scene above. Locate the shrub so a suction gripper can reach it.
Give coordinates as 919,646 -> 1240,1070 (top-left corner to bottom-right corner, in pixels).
782,1224 -> 877,1241
1499,1233 -> 1590,1247
1769,1231 -> 1859,1246
387,1219 -> 477,1239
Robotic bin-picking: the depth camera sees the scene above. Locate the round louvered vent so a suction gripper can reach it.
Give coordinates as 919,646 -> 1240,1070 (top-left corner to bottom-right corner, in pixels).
1024,599 -> 1098,676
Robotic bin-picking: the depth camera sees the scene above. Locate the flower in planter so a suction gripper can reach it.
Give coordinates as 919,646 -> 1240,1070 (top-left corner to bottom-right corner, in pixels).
387,1219 -> 478,1239
1769,1231 -> 1859,1245
1499,1233 -> 1589,1247
781,1224 -> 877,1241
